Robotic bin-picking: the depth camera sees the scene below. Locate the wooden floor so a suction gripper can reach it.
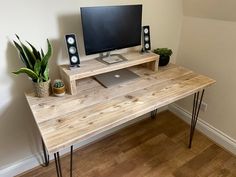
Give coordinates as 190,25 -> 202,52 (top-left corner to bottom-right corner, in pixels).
19,111 -> 236,177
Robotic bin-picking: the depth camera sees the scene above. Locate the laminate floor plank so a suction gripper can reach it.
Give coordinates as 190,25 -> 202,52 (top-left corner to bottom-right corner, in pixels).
18,111 -> 236,177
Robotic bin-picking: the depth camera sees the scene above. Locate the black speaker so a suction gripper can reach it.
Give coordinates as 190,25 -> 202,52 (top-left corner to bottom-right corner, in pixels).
65,34 -> 80,68
142,26 -> 151,52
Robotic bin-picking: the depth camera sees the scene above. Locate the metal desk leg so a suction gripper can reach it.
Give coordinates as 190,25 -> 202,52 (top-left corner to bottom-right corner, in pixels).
189,89 -> 205,148
70,146 -> 73,177
41,139 -> 49,167
151,109 -> 158,119
54,152 -> 62,177
54,146 -> 74,177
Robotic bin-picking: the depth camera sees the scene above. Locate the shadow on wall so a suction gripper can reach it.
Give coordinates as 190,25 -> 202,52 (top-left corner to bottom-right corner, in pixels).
0,14 -> 83,167
49,38 -> 61,80
0,42 -> 43,166
0,37 -> 65,166
49,13 -> 84,80
57,13 -> 86,63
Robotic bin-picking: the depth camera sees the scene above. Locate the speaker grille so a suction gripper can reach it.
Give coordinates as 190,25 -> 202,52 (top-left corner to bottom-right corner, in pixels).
142,26 -> 151,51
65,34 -> 80,68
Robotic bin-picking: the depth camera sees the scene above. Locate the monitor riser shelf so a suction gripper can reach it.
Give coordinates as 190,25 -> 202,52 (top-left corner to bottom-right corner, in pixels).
59,52 -> 159,95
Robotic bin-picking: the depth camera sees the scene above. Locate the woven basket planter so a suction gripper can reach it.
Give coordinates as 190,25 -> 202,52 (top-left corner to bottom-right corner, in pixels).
33,80 -> 51,98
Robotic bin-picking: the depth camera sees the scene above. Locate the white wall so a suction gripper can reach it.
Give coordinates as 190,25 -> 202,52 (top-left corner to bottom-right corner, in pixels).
183,0 -> 236,22
0,0 -> 183,175
175,0 -> 236,151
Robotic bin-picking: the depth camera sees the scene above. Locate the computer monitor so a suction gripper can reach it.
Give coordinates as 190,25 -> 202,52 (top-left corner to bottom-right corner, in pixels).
81,5 -> 142,63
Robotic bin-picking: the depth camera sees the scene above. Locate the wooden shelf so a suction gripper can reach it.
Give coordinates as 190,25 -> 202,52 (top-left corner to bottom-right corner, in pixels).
59,52 -> 159,95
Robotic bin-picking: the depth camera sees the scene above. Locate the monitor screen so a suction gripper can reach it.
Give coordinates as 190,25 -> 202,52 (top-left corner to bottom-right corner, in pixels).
81,5 -> 142,55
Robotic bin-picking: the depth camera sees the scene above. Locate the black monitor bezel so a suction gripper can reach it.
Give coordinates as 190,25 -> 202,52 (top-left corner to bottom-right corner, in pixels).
80,4 -> 143,55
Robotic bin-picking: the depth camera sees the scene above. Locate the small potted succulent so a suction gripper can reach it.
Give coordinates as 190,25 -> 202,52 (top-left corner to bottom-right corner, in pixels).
153,48 -> 173,66
52,79 -> 65,97
12,35 -> 53,97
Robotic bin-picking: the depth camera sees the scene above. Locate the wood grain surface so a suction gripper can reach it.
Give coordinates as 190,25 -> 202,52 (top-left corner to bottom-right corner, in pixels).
25,64 -> 215,154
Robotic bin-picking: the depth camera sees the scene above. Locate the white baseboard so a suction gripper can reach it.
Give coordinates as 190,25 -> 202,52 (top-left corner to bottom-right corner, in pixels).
0,155 -> 40,177
0,107 -> 168,177
168,104 -> 236,155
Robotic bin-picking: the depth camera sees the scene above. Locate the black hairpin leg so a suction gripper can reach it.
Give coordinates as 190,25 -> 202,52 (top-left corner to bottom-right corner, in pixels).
70,146 -> 73,177
151,109 -> 158,119
54,152 -> 63,177
41,139 -> 49,167
189,89 -> 205,148
54,146 -> 74,177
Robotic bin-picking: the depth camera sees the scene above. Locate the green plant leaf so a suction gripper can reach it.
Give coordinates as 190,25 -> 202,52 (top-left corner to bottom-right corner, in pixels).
15,35 -> 31,66
12,68 -> 38,81
41,48 -> 45,59
15,34 -> 20,40
41,39 -> 52,74
153,48 -> 173,57
34,60 -> 41,76
21,43 -> 36,68
16,35 -> 36,69
27,41 -> 41,60
13,40 -> 31,68
43,65 -> 49,81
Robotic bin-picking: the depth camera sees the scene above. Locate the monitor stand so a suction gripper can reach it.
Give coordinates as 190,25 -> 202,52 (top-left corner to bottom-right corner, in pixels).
96,52 -> 128,65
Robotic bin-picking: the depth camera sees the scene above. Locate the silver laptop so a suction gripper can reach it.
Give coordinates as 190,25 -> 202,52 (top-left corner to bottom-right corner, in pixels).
94,68 -> 139,88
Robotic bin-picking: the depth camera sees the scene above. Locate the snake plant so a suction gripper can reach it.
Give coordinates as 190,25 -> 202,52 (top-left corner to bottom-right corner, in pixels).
12,35 -> 52,83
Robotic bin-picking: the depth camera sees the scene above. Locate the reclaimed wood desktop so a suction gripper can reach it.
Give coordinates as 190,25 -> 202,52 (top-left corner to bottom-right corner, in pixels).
25,61 -> 215,177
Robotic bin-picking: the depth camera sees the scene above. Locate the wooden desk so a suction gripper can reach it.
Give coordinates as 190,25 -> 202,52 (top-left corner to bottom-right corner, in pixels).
25,64 -> 215,177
